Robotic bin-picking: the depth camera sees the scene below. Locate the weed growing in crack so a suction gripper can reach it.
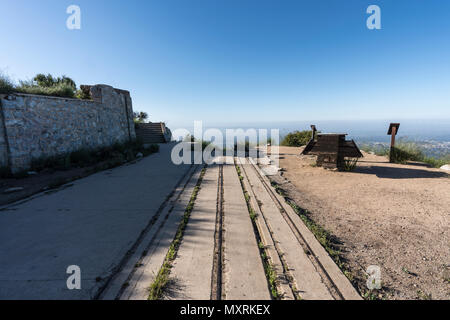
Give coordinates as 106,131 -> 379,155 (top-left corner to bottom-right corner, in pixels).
148,168 -> 206,300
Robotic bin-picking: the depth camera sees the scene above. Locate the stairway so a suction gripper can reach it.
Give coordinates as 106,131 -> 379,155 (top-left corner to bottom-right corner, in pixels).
135,123 -> 167,144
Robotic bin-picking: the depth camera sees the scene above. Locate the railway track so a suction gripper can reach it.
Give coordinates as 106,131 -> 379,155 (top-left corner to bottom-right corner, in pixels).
236,157 -> 361,300
100,157 -> 361,300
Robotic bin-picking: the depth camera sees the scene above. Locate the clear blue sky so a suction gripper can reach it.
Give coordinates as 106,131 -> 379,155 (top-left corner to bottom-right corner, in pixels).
1,0 -> 450,128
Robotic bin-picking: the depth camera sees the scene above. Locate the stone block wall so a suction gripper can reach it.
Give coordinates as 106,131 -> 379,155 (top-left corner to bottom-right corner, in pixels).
0,84 -> 136,172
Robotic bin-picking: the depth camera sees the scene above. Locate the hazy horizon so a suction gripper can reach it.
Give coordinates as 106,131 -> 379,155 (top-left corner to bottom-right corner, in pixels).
169,118 -> 450,142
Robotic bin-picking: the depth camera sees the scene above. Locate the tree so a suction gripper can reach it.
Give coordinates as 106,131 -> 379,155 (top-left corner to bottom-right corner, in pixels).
281,130 -> 314,147
133,111 -> 149,123
58,76 -> 76,90
34,74 -> 55,87
33,74 -> 76,91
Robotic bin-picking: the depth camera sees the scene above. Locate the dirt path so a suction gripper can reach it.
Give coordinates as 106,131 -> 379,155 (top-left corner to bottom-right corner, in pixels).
269,146 -> 450,300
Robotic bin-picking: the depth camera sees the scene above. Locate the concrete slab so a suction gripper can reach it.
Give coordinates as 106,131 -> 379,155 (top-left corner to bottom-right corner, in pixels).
237,158 -> 295,300
97,165 -> 200,300
0,143 -> 191,300
251,160 -> 362,300
119,166 -> 203,300
165,165 -> 219,300
243,160 -> 334,300
222,163 -> 271,300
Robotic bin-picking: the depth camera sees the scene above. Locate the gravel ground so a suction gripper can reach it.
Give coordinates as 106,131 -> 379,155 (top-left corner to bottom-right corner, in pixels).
269,146 -> 449,300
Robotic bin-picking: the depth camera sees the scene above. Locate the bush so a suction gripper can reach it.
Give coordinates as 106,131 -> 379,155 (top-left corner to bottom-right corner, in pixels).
421,155 -> 449,168
133,111 -> 149,124
16,82 -> 76,98
33,74 -> 76,91
390,148 -> 418,164
342,158 -> 359,172
1,73 -> 82,98
385,141 -> 448,168
281,130 -> 314,147
75,86 -> 91,100
0,73 -> 15,94
390,142 -> 424,164
30,139 -> 160,172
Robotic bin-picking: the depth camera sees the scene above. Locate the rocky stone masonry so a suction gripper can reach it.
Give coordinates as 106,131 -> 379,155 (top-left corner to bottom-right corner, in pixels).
0,85 -> 136,173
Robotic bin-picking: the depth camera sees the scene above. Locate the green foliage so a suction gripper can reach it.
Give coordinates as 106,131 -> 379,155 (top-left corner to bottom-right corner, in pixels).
30,139 -> 159,173
390,142 -> 423,164
281,130 -> 314,147
2,73 -> 80,98
133,111 -> 149,123
342,158 -> 359,172
362,290 -> 381,300
390,142 -> 448,168
33,74 -> 76,90
416,290 -> 432,300
271,181 -> 358,288
0,73 -> 15,94
17,74 -> 77,98
75,86 -> 91,100
148,169 -> 206,300
16,81 -> 76,98
421,155 -> 449,168
33,74 -> 55,87
235,164 -> 279,299
363,141 -> 449,168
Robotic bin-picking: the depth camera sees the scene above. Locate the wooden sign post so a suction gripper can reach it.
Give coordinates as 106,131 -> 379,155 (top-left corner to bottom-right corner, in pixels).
311,125 -> 317,141
388,123 -> 400,163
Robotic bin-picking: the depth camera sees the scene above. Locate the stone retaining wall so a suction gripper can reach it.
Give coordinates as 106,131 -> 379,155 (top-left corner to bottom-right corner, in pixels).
0,84 -> 136,172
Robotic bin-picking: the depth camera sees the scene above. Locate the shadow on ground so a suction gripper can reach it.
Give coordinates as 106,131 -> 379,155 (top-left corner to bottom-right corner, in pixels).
354,165 -> 448,179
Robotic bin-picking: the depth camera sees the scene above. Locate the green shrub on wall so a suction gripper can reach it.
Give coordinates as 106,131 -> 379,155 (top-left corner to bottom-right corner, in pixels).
0,73 -> 89,99
16,83 -> 77,98
0,73 -> 15,94
16,74 -> 77,98
33,74 -> 76,90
